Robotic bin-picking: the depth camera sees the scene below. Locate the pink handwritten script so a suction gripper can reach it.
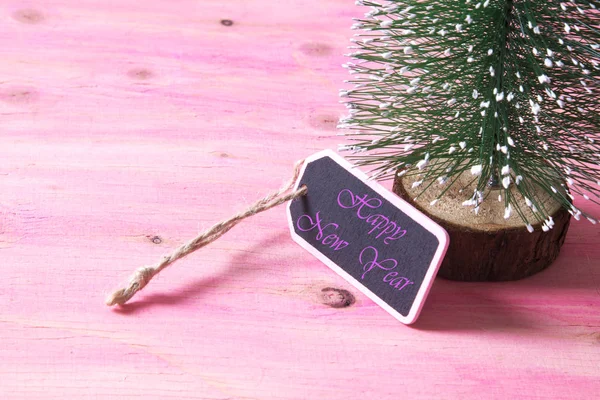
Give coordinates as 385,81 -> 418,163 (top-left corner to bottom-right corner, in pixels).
337,189 -> 407,244
293,185 -> 415,297
359,247 -> 413,291
359,246 -> 396,279
287,152 -> 446,323
296,211 -> 350,251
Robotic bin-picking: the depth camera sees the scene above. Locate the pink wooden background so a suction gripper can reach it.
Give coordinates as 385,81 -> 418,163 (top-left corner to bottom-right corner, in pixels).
1,0 -> 599,398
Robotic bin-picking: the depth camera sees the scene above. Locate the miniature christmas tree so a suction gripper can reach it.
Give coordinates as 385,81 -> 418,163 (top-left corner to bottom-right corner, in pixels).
339,0 -> 600,233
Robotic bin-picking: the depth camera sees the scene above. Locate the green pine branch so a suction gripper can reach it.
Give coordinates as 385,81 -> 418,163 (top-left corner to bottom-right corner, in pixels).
339,0 -> 600,231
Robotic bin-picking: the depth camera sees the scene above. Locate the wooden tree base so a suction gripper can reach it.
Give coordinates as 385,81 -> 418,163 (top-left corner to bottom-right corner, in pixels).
393,172 -> 571,281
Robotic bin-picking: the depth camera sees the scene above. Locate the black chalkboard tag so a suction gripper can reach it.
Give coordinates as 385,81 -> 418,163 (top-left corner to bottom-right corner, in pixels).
287,150 -> 449,324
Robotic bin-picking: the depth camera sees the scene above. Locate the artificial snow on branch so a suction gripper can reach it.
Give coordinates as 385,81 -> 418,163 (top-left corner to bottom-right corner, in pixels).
339,0 -> 600,229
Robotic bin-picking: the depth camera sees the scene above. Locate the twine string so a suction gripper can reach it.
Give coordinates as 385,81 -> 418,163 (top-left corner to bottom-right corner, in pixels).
106,159 -> 307,306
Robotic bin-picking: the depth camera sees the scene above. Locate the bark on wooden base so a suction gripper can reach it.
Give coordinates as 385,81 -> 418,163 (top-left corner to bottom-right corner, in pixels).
393,175 -> 571,282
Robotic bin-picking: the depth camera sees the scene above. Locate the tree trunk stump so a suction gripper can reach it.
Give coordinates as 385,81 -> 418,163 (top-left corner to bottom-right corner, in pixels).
393,172 -> 571,281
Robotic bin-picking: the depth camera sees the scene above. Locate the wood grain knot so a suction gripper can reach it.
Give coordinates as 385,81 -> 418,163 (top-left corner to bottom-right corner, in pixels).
127,68 -> 154,80
299,42 -> 332,57
308,113 -> 337,131
0,86 -> 39,104
148,235 -> 162,244
220,19 -> 234,26
13,9 -> 45,24
320,287 -> 355,308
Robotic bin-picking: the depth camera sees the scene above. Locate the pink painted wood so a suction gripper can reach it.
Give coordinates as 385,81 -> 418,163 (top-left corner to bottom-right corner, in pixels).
0,1 -> 598,398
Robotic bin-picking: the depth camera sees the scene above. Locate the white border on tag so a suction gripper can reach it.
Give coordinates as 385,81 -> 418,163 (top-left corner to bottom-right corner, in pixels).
286,149 -> 449,325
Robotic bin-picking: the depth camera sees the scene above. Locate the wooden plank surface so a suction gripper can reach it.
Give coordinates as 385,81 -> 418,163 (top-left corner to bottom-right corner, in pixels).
1,1 -> 599,398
